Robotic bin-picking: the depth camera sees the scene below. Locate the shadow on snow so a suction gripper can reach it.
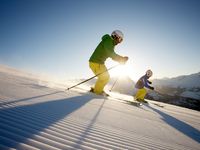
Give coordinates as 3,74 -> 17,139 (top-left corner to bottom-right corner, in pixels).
0,92 -> 104,149
0,91 -> 62,106
146,105 -> 200,143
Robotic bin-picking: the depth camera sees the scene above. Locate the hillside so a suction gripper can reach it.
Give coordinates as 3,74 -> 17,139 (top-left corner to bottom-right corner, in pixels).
153,72 -> 200,99
0,65 -> 199,149
150,72 -> 200,110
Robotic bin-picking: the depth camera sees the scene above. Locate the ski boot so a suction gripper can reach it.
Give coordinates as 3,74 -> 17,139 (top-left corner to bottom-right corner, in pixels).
89,87 -> 109,97
101,91 -> 110,97
89,87 -> 94,93
135,99 -> 144,106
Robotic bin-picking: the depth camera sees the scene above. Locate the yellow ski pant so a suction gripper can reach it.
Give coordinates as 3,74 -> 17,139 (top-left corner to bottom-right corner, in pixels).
89,62 -> 110,94
135,88 -> 147,101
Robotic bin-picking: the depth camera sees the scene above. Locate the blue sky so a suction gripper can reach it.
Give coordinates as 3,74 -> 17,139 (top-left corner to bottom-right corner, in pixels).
0,0 -> 200,81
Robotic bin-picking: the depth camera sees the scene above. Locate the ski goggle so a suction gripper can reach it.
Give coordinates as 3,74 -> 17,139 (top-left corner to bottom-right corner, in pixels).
115,35 -> 123,43
118,36 -> 123,43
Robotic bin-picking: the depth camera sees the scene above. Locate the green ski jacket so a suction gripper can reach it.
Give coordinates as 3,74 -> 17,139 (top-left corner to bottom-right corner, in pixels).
89,34 -> 121,64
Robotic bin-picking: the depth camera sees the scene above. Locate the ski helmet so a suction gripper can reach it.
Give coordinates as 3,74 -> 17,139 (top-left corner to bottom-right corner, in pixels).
111,30 -> 124,43
146,69 -> 153,77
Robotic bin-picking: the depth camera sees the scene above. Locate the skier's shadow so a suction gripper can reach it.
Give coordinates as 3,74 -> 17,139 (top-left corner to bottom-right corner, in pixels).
0,93 -> 96,149
0,91 -> 62,106
146,105 -> 200,143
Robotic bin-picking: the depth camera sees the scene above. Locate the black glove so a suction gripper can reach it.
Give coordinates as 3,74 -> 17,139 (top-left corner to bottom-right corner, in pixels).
148,81 -> 152,84
150,87 -> 154,90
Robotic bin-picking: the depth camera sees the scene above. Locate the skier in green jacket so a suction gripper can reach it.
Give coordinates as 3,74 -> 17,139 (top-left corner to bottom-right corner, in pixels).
89,30 -> 128,95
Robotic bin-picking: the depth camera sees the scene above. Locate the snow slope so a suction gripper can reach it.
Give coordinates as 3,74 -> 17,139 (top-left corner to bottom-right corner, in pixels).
0,65 -> 200,150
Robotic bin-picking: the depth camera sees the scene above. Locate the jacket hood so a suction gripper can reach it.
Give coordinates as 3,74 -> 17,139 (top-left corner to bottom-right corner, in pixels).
102,34 -> 112,40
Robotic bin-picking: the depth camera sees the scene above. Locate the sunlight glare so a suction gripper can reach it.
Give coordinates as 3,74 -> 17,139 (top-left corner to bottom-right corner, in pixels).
110,64 -> 132,78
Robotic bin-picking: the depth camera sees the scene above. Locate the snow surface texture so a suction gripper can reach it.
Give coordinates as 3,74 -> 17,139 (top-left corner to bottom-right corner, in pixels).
0,65 -> 200,149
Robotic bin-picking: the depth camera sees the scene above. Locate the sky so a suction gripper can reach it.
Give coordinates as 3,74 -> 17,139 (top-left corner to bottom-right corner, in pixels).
0,0 -> 200,81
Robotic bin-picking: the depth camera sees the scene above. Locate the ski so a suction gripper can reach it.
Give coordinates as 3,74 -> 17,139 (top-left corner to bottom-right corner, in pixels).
67,86 -> 164,109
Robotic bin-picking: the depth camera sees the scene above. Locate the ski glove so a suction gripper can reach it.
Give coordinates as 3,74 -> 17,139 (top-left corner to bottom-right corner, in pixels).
150,87 -> 154,90
119,56 -> 129,64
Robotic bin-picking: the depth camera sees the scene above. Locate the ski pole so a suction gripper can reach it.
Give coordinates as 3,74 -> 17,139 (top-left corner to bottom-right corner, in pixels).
66,64 -> 120,90
109,77 -> 119,92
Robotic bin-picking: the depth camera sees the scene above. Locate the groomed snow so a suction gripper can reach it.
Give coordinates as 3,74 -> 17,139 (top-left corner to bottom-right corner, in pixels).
0,65 -> 199,150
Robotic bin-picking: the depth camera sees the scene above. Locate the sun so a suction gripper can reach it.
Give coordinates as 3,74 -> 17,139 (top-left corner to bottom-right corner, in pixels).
110,64 -> 132,78
107,61 -> 141,81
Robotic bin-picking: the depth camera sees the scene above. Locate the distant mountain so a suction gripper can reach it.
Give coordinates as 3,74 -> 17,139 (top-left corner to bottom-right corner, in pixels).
147,72 -> 200,110
152,72 -> 200,100
107,76 -> 135,95
153,72 -> 200,89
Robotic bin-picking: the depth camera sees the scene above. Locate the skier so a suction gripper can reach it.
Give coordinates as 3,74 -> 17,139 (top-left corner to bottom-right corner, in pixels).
89,30 -> 128,96
134,69 -> 154,103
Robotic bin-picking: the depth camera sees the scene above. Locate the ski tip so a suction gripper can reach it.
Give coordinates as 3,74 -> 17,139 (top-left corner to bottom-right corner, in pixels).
153,103 -> 164,108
